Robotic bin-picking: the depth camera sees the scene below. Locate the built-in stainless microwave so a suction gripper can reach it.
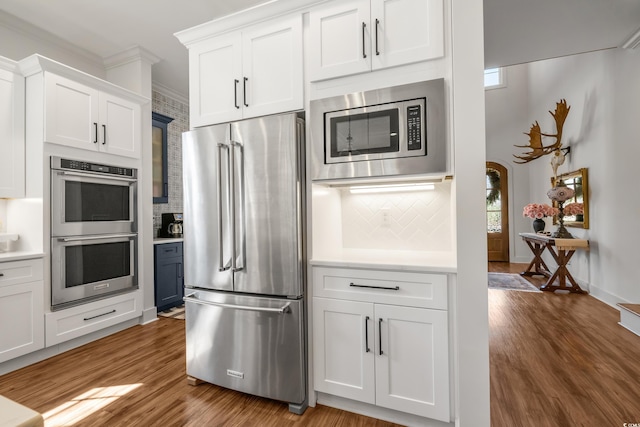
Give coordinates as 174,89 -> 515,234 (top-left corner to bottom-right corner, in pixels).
310,79 -> 447,181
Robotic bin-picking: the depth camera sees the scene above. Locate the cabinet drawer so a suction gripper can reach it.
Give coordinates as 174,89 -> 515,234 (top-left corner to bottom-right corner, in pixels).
312,267 -> 447,309
46,290 -> 141,346
0,258 -> 44,288
155,242 -> 183,259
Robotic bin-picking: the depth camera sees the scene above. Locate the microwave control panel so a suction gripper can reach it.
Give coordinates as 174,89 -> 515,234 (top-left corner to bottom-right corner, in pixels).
407,104 -> 423,151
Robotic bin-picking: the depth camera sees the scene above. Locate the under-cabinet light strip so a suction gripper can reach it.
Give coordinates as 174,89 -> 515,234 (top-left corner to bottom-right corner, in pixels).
349,183 -> 435,194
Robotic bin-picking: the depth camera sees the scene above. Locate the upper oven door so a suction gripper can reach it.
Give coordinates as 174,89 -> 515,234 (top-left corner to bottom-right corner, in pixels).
324,99 -> 426,164
51,169 -> 137,237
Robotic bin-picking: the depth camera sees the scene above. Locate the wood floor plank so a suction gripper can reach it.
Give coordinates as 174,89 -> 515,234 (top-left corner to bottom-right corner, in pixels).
0,319 -> 401,427
2,264 -> 639,426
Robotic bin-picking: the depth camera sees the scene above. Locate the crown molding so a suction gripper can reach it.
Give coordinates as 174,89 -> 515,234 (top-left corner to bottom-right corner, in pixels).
152,82 -> 189,106
622,27 -> 640,49
104,46 -> 161,70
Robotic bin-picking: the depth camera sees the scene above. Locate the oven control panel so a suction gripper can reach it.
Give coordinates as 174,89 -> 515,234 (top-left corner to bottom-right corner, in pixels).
56,158 -> 136,178
406,104 -> 422,151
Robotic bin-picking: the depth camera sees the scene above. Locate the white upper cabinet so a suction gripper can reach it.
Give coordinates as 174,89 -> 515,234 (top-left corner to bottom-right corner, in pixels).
309,0 -> 444,81
0,58 -> 25,198
189,14 -> 304,127
44,73 -> 141,158
186,13 -> 303,128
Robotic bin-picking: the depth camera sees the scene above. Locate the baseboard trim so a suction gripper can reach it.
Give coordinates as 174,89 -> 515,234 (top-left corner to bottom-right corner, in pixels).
588,284 -> 627,310
316,392 -> 452,427
141,307 -> 159,325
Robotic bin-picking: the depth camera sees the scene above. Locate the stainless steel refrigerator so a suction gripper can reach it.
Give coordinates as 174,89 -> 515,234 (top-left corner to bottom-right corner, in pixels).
182,113 -> 307,414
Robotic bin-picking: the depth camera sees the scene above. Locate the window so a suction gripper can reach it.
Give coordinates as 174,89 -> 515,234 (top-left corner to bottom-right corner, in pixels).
484,67 -> 505,89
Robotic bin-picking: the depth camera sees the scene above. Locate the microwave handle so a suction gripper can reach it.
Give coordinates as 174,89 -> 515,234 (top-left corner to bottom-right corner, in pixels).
56,170 -> 137,183
58,233 -> 137,242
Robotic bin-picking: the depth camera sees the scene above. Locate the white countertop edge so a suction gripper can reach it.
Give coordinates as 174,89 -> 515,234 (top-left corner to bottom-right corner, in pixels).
309,258 -> 457,273
0,251 -> 45,262
153,237 -> 184,245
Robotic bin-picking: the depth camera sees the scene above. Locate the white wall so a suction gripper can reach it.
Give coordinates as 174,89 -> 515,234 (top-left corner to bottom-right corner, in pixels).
485,64 -> 532,262
487,48 -> 640,305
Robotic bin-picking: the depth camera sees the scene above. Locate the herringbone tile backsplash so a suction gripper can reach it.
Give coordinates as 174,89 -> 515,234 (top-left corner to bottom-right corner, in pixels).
341,185 -> 452,251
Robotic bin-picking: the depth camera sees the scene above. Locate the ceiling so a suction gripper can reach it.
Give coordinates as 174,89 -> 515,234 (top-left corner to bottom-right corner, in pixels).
1,0 -> 639,100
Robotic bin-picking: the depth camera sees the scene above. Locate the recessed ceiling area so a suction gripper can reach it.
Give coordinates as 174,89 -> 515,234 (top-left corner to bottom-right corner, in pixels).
2,0 -> 640,99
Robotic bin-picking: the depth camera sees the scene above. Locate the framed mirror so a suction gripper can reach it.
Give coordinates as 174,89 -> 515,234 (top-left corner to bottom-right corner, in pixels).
551,168 -> 589,229
152,112 -> 173,204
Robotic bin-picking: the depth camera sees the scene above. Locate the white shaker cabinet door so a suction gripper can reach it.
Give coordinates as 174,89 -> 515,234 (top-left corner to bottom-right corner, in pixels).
44,72 -> 100,149
100,92 -> 141,158
313,297 -> 375,404
189,33 -> 243,128
242,14 -> 303,120
374,303 -> 450,422
0,65 -> 24,198
370,0 -> 444,70
309,0 -> 371,81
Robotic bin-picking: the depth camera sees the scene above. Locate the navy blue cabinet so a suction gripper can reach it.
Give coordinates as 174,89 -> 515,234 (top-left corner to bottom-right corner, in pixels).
154,242 -> 184,312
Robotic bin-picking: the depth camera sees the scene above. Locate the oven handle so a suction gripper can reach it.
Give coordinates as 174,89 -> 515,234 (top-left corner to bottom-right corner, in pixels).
55,170 -> 137,183
58,233 -> 137,242
184,294 -> 290,314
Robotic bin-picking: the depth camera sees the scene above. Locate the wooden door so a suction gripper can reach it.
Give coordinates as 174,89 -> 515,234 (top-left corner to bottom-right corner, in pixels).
486,162 -> 510,261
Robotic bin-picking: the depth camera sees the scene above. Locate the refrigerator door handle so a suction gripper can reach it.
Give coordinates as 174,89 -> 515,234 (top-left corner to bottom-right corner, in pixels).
184,294 -> 291,314
217,143 -> 230,272
230,140 -> 245,272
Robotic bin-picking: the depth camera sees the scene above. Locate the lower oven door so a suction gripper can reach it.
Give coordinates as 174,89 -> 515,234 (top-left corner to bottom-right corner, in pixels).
51,233 -> 138,310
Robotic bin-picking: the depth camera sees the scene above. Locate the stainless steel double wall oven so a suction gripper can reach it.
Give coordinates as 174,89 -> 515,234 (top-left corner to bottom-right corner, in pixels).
50,157 -> 138,310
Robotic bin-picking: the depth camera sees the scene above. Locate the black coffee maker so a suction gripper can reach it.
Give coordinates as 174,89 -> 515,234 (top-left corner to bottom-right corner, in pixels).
159,213 -> 183,237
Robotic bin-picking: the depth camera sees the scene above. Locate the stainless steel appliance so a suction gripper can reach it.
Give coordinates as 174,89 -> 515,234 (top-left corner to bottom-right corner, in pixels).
159,212 -> 183,237
182,113 -> 307,414
50,157 -> 138,310
310,79 -> 447,181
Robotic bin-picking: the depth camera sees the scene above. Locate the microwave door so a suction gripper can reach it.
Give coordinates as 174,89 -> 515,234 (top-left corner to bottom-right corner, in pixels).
182,124 -> 233,292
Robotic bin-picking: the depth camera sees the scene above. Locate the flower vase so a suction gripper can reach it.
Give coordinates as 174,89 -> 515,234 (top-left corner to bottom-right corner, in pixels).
532,218 -> 545,233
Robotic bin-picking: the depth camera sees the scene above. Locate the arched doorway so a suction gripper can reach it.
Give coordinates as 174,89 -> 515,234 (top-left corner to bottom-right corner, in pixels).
486,162 -> 509,262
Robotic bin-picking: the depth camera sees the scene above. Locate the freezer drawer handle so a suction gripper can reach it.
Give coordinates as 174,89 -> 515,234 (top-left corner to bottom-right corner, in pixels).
349,282 -> 399,291
184,295 -> 290,314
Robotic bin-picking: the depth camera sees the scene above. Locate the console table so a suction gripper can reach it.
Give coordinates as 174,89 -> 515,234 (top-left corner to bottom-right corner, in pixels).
519,233 -> 589,294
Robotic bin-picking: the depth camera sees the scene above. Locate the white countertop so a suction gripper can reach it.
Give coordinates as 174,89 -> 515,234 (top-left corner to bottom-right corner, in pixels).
0,395 -> 43,427
0,251 -> 45,262
153,237 -> 184,245
310,249 -> 456,273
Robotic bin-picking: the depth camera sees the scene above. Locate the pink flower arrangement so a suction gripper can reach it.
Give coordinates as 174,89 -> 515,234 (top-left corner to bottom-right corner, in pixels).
523,203 -> 558,219
563,202 -> 584,216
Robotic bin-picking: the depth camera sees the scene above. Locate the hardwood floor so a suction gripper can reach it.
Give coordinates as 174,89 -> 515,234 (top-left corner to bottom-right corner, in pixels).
2,266 -> 639,426
488,262 -> 640,426
0,318 -> 399,427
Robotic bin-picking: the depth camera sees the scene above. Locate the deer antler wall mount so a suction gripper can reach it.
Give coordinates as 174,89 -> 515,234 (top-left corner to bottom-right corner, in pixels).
514,99 -> 571,166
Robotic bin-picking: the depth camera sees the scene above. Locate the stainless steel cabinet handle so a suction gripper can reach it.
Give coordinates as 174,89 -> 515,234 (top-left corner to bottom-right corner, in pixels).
59,233 -> 136,242
243,77 -> 249,107
234,79 -> 240,109
84,309 -> 116,321
362,22 -> 367,58
184,295 -> 290,314
365,315 -> 370,353
378,318 -> 383,355
349,282 -> 399,291
102,124 -> 107,145
93,122 -> 98,144
56,170 -> 137,183
217,143 -> 230,272
375,18 -> 380,55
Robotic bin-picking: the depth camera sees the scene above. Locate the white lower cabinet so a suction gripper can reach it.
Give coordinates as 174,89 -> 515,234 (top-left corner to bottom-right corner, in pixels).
0,259 -> 44,363
312,267 -> 450,422
45,290 -> 141,346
